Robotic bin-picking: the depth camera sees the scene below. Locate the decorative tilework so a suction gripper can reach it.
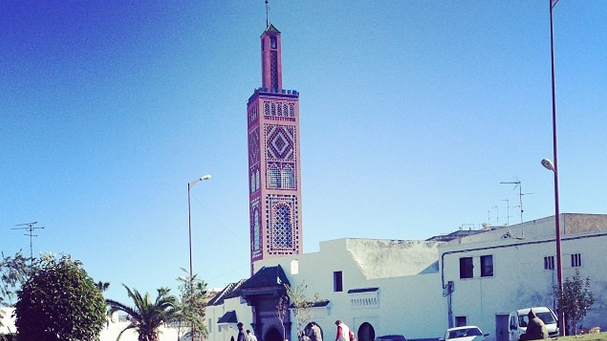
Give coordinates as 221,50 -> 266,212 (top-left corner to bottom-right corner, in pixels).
266,125 -> 294,161
262,101 -> 295,118
250,198 -> 262,259
250,165 -> 260,193
265,194 -> 299,255
249,128 -> 260,165
271,51 -> 278,89
248,104 -> 259,125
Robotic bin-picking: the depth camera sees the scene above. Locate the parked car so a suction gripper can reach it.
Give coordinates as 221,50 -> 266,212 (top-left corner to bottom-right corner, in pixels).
442,326 -> 488,341
375,335 -> 407,341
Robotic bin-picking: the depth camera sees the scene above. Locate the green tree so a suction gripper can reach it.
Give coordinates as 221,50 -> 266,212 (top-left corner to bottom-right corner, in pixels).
286,282 -> 325,341
555,269 -> 596,335
276,282 -> 326,341
106,284 -> 178,341
14,254 -> 106,341
276,289 -> 289,341
0,252 -> 29,341
0,252 -> 29,307
96,281 -> 111,293
175,270 -> 208,341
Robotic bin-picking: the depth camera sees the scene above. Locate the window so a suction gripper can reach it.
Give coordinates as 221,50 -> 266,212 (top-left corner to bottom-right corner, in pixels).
282,166 -> 294,189
455,316 -> 467,327
270,36 -> 277,49
334,271 -> 343,292
268,164 -> 280,188
274,204 -> 292,248
459,257 -> 473,279
480,255 -> 493,277
571,253 -> 582,267
544,256 -> 555,270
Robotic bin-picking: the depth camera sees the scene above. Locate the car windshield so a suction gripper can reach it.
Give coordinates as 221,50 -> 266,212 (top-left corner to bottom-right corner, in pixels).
518,311 -> 557,327
537,312 -> 557,324
449,328 -> 482,339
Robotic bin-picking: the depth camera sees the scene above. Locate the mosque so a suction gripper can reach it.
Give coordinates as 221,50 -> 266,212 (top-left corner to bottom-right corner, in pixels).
205,17 -> 607,341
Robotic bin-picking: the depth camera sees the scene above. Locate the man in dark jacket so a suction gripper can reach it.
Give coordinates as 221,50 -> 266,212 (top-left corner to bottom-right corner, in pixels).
238,322 -> 247,341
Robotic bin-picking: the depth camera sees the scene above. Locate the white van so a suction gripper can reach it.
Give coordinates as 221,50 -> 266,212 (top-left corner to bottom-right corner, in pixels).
508,307 -> 559,341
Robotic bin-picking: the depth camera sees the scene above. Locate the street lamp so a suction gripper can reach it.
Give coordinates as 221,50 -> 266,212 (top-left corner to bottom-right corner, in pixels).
546,0 -> 564,336
187,174 -> 211,340
542,158 -> 563,336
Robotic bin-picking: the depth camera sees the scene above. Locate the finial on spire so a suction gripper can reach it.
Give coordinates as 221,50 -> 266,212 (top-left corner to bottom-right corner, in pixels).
265,0 -> 270,28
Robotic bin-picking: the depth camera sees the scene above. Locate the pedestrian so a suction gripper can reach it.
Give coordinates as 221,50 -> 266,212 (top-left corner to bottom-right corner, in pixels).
309,322 -> 322,341
335,320 -> 351,341
237,322 -> 247,341
521,310 -> 548,340
247,330 -> 258,341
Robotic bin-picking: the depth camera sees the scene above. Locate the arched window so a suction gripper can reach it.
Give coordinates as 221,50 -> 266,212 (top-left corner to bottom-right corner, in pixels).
268,164 -> 280,188
274,204 -> 292,248
255,169 -> 260,191
282,166 -> 294,189
253,209 -> 261,251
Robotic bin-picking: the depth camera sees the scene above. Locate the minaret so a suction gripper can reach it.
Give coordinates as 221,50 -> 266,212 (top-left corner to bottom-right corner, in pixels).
246,22 -> 302,268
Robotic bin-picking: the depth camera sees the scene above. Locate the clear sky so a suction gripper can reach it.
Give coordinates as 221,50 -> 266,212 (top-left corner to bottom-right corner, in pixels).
1,1 -> 606,304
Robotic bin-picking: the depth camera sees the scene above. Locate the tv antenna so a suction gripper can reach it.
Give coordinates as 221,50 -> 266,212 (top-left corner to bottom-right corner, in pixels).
500,180 -> 532,224
12,221 -> 44,260
502,199 -> 511,226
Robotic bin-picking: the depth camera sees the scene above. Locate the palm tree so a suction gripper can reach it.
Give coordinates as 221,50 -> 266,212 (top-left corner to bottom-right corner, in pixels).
106,284 -> 178,341
96,281 -> 110,292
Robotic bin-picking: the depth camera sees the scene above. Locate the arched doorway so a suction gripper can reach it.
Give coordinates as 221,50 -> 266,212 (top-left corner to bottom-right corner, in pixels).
357,322 -> 375,341
265,327 -> 283,341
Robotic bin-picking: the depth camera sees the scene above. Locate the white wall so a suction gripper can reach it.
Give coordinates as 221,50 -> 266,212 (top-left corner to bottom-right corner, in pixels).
441,216 -> 607,340
207,214 -> 607,341
253,238 -> 446,340
207,296 -> 253,341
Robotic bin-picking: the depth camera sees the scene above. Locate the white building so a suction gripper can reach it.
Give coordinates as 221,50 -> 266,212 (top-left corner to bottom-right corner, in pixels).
206,213 -> 607,341
440,213 -> 607,341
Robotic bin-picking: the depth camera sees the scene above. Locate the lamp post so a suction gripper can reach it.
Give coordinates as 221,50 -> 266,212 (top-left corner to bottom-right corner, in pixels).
546,0 -> 564,336
188,174 -> 211,341
542,158 -> 564,336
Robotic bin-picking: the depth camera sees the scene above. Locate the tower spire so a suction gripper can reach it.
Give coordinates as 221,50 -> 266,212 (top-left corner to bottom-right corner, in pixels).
247,19 -> 302,269
265,0 -> 270,28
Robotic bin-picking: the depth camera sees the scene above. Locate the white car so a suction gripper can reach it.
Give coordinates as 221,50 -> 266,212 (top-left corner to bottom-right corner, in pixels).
443,326 -> 488,341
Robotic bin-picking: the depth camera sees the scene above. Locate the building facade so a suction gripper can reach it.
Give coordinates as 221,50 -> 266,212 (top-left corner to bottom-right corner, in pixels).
247,23 -> 303,266
207,214 -> 607,341
440,214 -> 607,341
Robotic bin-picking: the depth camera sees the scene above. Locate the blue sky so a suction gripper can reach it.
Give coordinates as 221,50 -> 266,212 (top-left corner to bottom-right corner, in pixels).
1,1 -> 606,303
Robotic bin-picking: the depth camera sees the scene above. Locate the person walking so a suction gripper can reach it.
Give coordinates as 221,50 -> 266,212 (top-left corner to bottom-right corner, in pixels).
335,320 -> 350,341
310,322 -> 322,341
247,330 -> 258,341
237,322 -> 247,341
522,310 -> 549,340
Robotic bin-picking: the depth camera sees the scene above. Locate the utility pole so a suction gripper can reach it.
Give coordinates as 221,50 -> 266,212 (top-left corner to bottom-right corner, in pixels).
12,221 -> 44,261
